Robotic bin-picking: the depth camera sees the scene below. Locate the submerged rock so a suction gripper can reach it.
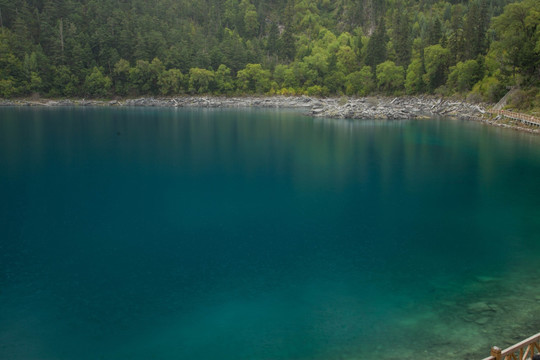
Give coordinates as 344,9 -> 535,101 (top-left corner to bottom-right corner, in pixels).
475,317 -> 490,325
467,301 -> 495,314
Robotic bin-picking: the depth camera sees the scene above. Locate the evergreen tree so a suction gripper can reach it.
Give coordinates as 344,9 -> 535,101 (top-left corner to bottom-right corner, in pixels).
278,26 -> 295,61
365,20 -> 388,68
428,17 -> 442,46
448,4 -> 465,64
0,0 -> 536,99
393,9 -> 411,67
267,22 -> 279,56
464,0 -> 489,60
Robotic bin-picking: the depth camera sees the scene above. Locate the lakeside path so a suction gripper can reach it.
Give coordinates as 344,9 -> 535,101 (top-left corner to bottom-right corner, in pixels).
1,95 -> 538,134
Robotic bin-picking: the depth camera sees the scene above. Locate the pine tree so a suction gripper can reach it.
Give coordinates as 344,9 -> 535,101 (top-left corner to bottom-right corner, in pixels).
464,0 -> 489,60
393,7 -> 411,67
267,22 -> 279,56
428,17 -> 442,46
278,26 -> 295,61
365,20 -> 388,68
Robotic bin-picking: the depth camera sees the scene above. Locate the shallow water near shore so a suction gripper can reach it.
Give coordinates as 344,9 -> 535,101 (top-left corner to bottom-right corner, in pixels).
1,107 -> 540,360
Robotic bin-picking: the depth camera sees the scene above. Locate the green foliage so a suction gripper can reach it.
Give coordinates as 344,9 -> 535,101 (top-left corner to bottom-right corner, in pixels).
27,72 -> 43,94
50,65 -> 79,97
129,60 -> 151,94
267,23 -> 279,56
0,0 -> 535,104
405,58 -> 425,94
470,76 -> 506,103
113,59 -> 131,96
279,27 -> 296,61
237,64 -> 271,93
84,67 -> 112,97
423,45 -> 450,92
188,68 -> 215,94
463,0 -> 490,60
376,61 -> 405,94
506,88 -> 540,110
243,2 -> 259,38
158,69 -> 185,95
447,59 -> 483,93
345,66 -> 375,96
491,0 -> 540,82
336,45 -> 357,75
365,20 -> 388,68
0,31 -> 24,87
215,65 -> 235,94
0,79 -> 18,98
305,85 -> 328,96
324,71 -> 345,94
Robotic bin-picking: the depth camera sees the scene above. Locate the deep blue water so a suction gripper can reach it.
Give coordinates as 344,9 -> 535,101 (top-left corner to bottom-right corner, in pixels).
1,107 -> 540,360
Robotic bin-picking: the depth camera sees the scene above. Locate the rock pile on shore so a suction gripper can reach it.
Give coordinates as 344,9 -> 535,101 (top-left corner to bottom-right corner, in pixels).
123,96 -> 320,108
308,96 -> 485,120
1,95 -> 486,121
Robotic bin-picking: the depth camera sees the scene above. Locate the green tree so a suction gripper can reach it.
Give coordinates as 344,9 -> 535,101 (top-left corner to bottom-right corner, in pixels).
376,60 -> 405,94
158,69 -> 185,95
324,71 -> 345,94
215,64 -> 235,94
302,51 -> 328,85
447,59 -> 483,93
84,67 -> 111,97
345,66 -> 375,95
113,59 -> 131,96
286,63 -> 306,89
448,4 -> 465,64
130,60 -> 150,94
491,0 -> 540,82
273,64 -> 289,89
188,68 -> 215,94
50,65 -> 79,97
428,18 -> 442,46
463,0 -> 490,60
237,63 -> 271,93
336,45 -> 357,75
134,30 -> 166,62
392,5 -> 411,67
278,26 -> 296,61
423,44 -> 450,92
128,58 -> 164,94
365,20 -> 388,68
267,22 -> 279,56
219,29 -> 248,72
405,58 -> 425,94
0,31 -> 23,97
242,1 -> 259,37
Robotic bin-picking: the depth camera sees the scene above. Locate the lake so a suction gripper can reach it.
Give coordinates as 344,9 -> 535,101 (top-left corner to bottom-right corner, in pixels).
1,107 -> 540,360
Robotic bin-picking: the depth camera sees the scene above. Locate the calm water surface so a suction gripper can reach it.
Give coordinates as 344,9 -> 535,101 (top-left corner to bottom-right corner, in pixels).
1,107 -> 540,360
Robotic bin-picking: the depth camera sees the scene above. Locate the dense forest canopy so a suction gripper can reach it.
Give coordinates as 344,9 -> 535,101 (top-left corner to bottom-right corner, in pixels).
0,0 -> 538,103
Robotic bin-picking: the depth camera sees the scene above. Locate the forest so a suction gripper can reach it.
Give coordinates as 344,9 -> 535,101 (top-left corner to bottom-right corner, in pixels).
0,0 -> 539,107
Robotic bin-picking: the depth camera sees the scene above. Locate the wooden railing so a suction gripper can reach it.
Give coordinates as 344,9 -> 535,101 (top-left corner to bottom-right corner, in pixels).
488,109 -> 540,127
482,333 -> 540,360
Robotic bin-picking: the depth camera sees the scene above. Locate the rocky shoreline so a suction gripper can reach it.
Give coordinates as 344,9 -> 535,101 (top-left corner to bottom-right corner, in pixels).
0,95 -> 487,120
2,94 -> 539,137
308,96 -> 487,120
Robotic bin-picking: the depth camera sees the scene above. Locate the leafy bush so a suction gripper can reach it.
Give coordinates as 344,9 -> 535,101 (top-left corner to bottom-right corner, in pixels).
84,67 -> 112,97
470,76 -> 506,103
345,66 -> 374,96
376,61 -> 404,94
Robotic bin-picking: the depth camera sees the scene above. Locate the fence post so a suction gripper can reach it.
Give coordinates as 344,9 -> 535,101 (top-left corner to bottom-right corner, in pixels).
491,346 -> 502,360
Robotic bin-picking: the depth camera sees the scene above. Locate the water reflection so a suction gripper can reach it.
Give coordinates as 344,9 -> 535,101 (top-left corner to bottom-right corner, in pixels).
1,107 -> 540,360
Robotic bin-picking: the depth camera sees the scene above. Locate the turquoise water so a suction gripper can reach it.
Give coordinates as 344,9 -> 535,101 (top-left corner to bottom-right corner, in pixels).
1,107 -> 540,360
